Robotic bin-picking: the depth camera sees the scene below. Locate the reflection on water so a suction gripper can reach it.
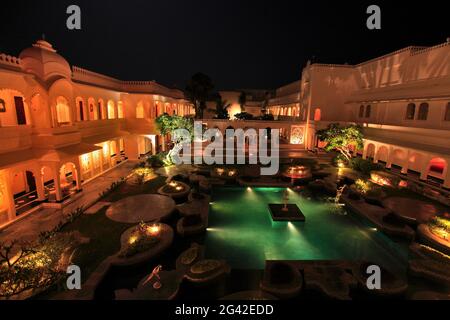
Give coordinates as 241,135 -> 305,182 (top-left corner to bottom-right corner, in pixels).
204,187 -> 408,271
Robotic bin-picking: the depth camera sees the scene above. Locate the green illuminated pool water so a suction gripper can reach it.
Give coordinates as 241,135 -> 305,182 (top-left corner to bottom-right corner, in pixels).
204,187 -> 407,270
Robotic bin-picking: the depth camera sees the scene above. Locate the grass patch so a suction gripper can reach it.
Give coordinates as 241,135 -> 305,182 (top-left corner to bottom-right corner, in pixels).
60,207 -> 130,282
59,175 -> 167,282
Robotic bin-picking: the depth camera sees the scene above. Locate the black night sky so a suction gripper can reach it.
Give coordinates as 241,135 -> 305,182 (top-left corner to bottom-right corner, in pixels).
0,0 -> 449,90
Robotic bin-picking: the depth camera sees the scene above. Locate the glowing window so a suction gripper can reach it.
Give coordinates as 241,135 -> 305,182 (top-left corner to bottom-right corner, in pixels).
56,97 -> 70,124
136,102 -> 144,119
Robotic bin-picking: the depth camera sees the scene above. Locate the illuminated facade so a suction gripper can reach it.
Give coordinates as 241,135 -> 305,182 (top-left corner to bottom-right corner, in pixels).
269,40 -> 450,189
1,38 -> 450,227
0,40 -> 193,226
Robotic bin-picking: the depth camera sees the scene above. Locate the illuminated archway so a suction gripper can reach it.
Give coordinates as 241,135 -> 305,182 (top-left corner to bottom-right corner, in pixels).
428,157 -> 447,176
376,145 -> 389,163
366,143 -> 376,160
136,101 -> 144,118
117,101 -> 124,118
56,96 -> 71,125
107,100 -> 116,119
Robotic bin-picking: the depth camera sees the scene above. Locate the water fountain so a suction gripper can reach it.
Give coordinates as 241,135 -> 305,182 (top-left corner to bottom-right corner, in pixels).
268,188 -> 305,222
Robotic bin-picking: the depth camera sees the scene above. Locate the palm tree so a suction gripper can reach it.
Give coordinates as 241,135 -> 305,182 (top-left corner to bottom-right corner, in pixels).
238,91 -> 247,113
185,73 -> 214,119
209,96 -> 231,119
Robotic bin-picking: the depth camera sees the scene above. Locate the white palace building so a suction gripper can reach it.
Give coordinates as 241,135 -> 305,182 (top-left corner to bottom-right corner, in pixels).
0,39 -> 449,227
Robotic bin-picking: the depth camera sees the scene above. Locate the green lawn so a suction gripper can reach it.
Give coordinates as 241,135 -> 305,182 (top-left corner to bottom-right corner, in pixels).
61,175 -> 167,282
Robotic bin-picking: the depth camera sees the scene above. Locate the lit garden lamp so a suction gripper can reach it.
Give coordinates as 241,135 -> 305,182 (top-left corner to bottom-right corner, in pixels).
216,168 -> 225,176
146,224 -> 161,236
169,181 -> 178,188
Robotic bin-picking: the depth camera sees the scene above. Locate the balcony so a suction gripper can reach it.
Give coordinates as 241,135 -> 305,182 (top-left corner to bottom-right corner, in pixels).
0,125 -> 32,154
32,125 -> 81,149
125,118 -> 157,134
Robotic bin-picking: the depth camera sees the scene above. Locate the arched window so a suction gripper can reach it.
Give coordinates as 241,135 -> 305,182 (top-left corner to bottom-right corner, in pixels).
56,96 -> 70,124
445,102 -> 450,121
429,157 -> 446,175
107,101 -> 115,119
418,103 -> 429,120
97,101 -> 103,120
117,102 -> 124,119
365,105 -> 371,118
136,102 -> 144,119
359,105 -> 365,118
76,98 -> 85,121
406,103 -> 415,120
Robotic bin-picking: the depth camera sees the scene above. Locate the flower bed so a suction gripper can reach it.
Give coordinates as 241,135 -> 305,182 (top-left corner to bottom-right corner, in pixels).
119,222 -> 162,258
428,216 -> 450,242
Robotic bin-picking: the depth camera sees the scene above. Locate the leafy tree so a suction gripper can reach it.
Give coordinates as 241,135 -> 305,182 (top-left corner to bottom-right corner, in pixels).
209,95 -> 231,119
238,91 -> 247,113
316,123 -> 364,162
185,73 -> 214,119
155,114 -> 194,164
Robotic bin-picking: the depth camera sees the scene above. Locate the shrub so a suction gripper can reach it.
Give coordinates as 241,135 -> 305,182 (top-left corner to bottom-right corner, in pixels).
0,232 -> 79,299
354,179 -> 370,194
333,154 -> 349,167
351,158 -> 382,175
147,152 -> 173,167
119,223 -> 161,258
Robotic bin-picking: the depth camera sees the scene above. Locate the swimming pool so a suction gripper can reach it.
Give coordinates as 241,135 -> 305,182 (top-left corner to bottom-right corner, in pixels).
204,187 -> 408,270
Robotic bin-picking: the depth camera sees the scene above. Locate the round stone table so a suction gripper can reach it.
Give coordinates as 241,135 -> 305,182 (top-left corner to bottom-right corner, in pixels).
106,194 -> 176,223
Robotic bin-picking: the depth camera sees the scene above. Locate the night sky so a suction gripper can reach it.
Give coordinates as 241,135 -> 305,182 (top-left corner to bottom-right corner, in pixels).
0,0 -> 449,90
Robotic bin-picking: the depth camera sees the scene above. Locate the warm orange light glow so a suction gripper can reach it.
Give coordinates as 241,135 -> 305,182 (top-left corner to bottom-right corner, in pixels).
128,235 -> 138,244
146,224 -> 161,236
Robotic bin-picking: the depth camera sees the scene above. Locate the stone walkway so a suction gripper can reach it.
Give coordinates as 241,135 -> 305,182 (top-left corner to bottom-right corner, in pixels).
0,161 -> 137,244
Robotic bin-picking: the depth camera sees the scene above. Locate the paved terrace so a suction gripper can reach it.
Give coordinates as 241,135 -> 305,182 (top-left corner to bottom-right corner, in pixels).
0,161 -> 137,244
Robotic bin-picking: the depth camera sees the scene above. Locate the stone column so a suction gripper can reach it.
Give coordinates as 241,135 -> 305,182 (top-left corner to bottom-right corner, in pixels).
385,146 -> 394,169
5,172 -> 17,221
401,150 -> 410,174
362,143 -> 368,160
419,156 -> 432,181
36,170 -> 46,201
53,168 -> 62,202
443,164 -> 450,189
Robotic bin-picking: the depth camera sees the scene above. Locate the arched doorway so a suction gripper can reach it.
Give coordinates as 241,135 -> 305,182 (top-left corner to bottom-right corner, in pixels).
376,146 -> 389,164
366,143 -> 376,160
56,96 -> 71,125
41,166 -> 54,201
391,149 -> 406,169
117,101 -> 124,119
136,101 -> 144,118
107,100 -> 116,119
428,157 -> 447,176
59,162 -> 79,199
11,170 -> 39,215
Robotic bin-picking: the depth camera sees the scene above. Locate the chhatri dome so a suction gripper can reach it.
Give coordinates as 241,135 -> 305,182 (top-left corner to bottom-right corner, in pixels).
19,39 -> 72,82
